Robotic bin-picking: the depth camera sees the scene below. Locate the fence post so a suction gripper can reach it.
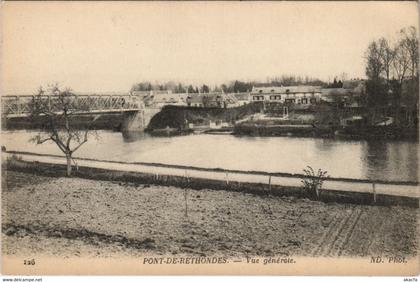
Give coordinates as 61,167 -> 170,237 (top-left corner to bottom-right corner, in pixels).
268,175 -> 272,194
226,172 -> 229,185
372,183 -> 376,203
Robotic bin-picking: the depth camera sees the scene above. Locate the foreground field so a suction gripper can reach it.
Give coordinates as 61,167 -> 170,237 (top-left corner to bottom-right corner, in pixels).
2,170 -> 418,258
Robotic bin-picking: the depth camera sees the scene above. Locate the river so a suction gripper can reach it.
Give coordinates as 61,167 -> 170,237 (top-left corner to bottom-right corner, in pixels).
2,130 -> 418,182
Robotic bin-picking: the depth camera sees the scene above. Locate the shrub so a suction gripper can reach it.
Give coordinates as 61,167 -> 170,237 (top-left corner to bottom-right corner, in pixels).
301,166 -> 328,200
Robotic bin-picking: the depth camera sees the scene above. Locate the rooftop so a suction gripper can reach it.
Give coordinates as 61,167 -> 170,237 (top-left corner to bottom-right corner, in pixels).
251,86 -> 322,94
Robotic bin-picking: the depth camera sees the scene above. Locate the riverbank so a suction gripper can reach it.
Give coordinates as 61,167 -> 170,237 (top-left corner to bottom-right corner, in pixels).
233,123 -> 419,140
2,170 -> 418,259
233,122 -> 331,138
4,152 -> 419,207
3,103 -> 418,140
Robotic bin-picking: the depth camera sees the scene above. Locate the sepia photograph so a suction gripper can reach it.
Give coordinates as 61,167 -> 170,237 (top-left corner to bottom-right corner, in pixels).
0,1 -> 419,277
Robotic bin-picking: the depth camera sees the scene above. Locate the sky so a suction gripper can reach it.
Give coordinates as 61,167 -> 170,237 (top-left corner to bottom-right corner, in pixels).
1,1 -> 419,94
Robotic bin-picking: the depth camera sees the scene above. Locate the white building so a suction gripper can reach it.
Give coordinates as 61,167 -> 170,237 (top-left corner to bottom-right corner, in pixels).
250,86 -> 322,104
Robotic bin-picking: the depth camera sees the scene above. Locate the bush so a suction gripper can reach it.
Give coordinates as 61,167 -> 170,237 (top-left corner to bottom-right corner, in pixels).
301,166 -> 328,200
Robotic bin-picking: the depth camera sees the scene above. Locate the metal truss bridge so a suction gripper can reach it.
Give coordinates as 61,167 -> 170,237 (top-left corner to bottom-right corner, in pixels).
1,94 -> 144,118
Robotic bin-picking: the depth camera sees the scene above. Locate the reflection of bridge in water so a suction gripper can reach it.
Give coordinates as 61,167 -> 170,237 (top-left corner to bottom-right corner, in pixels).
1,94 -> 161,131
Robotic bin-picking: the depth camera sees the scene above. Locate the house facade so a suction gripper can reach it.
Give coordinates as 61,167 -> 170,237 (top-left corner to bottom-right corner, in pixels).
250,86 -> 322,104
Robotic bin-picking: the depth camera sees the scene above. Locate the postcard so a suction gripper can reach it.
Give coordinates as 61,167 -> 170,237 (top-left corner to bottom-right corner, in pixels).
1,1 -> 419,277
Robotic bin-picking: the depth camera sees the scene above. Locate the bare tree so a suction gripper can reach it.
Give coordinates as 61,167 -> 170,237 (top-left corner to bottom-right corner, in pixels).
378,37 -> 395,86
29,84 -> 98,176
392,42 -> 411,86
396,26 -> 419,126
391,37 -> 412,119
399,26 -> 419,79
364,27 -> 418,108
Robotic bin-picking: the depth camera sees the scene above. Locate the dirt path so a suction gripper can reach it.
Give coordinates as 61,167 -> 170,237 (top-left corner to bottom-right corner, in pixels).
2,171 -> 418,258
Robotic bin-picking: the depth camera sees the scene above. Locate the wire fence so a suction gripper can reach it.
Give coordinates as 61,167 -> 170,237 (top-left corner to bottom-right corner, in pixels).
4,151 -> 418,200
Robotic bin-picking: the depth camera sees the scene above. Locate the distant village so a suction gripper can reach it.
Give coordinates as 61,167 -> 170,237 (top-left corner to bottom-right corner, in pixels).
131,79 -> 366,109
131,76 -> 416,139
130,79 -> 370,132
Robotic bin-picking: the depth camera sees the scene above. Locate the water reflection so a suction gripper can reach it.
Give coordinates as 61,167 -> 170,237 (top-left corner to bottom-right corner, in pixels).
314,138 -> 338,152
362,140 -> 418,182
3,130 -> 418,182
122,131 -> 148,143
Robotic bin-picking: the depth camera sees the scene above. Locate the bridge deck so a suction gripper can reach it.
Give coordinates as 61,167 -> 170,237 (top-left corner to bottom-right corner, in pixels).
1,95 -> 143,118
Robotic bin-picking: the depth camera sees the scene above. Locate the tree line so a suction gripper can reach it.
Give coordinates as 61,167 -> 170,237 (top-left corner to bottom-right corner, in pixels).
364,26 -> 418,126
131,80 -> 254,94
130,75 -> 344,94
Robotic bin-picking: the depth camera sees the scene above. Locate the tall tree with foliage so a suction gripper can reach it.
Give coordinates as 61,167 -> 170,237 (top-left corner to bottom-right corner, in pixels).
365,40 -> 387,108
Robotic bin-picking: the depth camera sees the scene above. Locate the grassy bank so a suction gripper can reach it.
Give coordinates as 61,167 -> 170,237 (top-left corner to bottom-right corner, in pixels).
4,157 -> 418,207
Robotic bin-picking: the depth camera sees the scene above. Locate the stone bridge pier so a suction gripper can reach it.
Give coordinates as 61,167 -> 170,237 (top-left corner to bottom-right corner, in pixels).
121,108 -> 161,132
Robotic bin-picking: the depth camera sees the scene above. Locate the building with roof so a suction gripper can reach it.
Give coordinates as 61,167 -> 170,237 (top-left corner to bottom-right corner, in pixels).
233,92 -> 251,106
186,93 -> 241,108
251,86 -> 322,104
321,80 -> 366,107
250,81 -> 366,107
